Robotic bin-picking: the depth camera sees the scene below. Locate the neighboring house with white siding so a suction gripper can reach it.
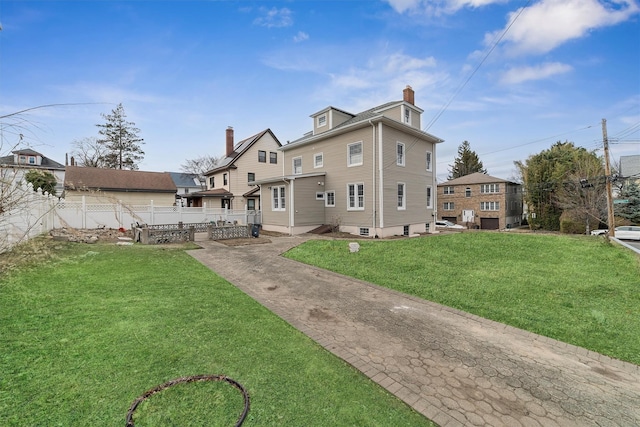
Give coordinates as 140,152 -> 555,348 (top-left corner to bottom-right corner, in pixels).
187,127 -> 282,210
0,148 -> 65,195
252,86 -> 444,237
168,172 -> 203,206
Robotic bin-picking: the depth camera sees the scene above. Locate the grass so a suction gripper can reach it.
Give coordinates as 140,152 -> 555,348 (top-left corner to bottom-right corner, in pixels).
284,232 -> 640,366
0,238 -> 434,426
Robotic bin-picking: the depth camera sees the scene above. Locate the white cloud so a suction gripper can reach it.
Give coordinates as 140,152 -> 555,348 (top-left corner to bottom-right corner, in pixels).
253,7 -> 293,28
384,0 -> 507,15
489,0 -> 640,55
500,62 -> 573,84
293,31 -> 309,43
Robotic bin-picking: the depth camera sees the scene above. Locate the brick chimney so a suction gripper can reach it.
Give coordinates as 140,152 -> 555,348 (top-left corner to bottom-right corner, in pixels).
403,85 -> 415,105
226,126 -> 234,157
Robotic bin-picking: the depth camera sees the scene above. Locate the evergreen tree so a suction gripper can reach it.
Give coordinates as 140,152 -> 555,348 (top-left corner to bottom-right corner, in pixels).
615,181 -> 640,224
448,141 -> 486,179
24,169 -> 57,196
96,103 -> 144,170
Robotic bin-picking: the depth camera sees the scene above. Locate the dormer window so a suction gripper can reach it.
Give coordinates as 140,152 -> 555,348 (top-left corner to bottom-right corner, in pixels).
317,114 -> 327,128
404,107 -> 411,125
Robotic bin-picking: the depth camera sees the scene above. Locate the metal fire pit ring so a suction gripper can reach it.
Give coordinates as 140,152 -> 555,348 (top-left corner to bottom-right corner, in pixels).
125,374 -> 250,426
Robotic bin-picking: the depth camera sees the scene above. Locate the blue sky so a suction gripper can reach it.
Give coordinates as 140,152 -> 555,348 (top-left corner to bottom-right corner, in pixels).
1,0 -> 638,182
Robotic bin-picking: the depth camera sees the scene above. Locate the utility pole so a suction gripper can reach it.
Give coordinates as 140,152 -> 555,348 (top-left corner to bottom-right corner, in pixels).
602,118 -> 615,238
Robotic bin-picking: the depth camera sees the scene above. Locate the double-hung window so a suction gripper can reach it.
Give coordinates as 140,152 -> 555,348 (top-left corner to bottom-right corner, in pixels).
481,201 -> 500,211
269,152 -> 277,164
347,183 -> 364,210
426,185 -> 433,209
258,150 -> 266,163
397,182 -> 406,210
272,186 -> 286,211
247,172 -> 255,183
293,157 -> 302,175
426,151 -> 432,171
444,202 -> 454,210
443,186 -> 454,195
325,190 -> 335,207
314,152 -> 323,168
347,142 -> 363,167
223,173 -> 228,186
481,184 -> 500,193
397,142 -> 405,166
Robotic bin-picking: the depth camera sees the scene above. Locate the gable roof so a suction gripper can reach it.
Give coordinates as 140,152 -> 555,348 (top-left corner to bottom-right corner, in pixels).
286,100 -> 441,149
64,166 -> 176,192
439,172 -> 518,186
0,148 -> 65,170
205,128 -> 281,175
168,172 -> 202,188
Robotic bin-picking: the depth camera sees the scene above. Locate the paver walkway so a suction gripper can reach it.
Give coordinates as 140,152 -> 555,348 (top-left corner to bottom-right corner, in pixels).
188,235 -> 640,427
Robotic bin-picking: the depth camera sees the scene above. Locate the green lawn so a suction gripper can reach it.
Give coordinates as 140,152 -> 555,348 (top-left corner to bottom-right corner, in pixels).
284,232 -> 640,366
0,239 -> 433,426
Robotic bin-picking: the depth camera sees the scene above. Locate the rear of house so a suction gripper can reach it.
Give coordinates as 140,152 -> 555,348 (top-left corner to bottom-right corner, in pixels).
254,86 -> 443,237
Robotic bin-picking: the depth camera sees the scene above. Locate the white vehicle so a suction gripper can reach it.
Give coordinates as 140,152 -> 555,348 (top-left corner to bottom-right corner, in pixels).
591,226 -> 640,240
435,220 -> 464,230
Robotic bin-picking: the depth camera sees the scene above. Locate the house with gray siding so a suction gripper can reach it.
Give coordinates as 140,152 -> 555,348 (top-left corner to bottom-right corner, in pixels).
252,86 -> 444,237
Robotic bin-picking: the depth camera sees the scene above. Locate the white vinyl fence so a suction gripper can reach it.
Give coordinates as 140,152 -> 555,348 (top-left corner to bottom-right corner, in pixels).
0,182 -> 59,253
1,191 -> 261,253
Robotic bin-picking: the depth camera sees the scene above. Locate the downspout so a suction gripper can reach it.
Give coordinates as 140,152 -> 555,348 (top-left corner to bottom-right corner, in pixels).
378,122 -> 384,231
432,143 -> 437,229
369,119 -> 377,238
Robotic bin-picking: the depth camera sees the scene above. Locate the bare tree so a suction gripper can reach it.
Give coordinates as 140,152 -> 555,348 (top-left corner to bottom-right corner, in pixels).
553,156 -> 607,234
180,155 -> 223,176
70,137 -> 108,167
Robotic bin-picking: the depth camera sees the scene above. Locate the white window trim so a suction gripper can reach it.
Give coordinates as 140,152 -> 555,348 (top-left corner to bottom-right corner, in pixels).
347,182 -> 364,211
314,152 -> 324,168
396,142 -> 405,167
315,192 -> 325,200
426,151 -> 432,172
325,190 -> 335,207
292,156 -> 302,175
397,182 -> 406,210
403,106 -> 411,125
444,202 -> 454,210
347,141 -> 363,167
481,201 -> 500,211
317,113 -> 327,128
426,185 -> 433,209
272,185 -> 286,211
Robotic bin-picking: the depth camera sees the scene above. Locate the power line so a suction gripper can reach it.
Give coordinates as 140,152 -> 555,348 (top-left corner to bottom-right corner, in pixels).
424,0 -> 533,132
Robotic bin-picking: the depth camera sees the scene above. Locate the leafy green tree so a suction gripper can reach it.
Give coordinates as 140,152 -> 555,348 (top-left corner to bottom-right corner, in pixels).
96,103 -> 144,170
448,141 -> 486,179
615,181 -> 640,224
24,169 -> 57,196
515,141 -> 603,231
